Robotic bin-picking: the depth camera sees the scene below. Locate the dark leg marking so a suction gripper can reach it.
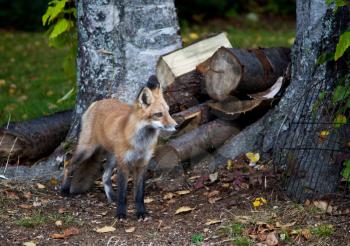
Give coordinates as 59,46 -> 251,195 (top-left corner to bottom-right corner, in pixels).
116,168 -> 129,219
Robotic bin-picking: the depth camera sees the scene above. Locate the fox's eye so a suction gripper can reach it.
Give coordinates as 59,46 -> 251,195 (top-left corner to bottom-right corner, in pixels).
153,112 -> 163,118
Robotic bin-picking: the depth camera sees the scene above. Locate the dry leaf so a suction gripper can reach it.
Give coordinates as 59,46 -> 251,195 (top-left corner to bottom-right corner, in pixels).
36,183 -> 45,189
226,159 -> 233,170
23,242 -> 36,246
175,206 -> 194,214
205,219 -> 222,225
50,177 -> 59,186
265,232 -> 278,246
246,152 -> 260,163
58,208 -> 65,214
94,226 -> 116,233
163,192 -> 175,200
23,192 -> 32,200
301,228 -> 311,240
144,197 -> 154,204
209,172 -> 218,183
50,227 -> 79,239
313,200 -> 332,213
234,215 -> 251,224
55,220 -> 63,227
208,196 -> 222,204
19,204 -> 33,209
5,190 -> 19,199
125,227 -> 136,233
175,190 -> 191,195
207,190 -> 220,198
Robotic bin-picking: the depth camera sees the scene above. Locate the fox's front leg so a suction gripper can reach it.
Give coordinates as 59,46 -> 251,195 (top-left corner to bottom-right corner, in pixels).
116,163 -> 129,219
133,162 -> 148,220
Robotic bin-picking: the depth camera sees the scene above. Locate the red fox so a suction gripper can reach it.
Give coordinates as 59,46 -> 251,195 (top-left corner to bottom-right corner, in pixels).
61,76 -> 177,219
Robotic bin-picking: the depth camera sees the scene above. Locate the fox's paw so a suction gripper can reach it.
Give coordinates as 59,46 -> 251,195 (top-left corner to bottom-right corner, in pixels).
116,205 -> 127,220
136,211 -> 149,221
60,184 -> 71,197
106,191 -> 117,203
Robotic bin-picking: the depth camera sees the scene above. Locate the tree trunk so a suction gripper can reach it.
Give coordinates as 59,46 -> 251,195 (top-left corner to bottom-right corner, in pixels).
208,1 -> 350,202
68,0 -> 182,140
0,0 -> 181,179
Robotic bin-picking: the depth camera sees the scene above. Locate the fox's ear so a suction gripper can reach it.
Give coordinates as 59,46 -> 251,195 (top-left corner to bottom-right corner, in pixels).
138,87 -> 154,108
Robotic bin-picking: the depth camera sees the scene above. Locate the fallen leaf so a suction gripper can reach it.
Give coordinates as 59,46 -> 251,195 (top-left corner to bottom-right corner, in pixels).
50,177 -> 59,186
313,200 -> 332,213
265,232 -> 278,246
175,206 -> 194,214
19,204 -> 33,209
208,196 -> 222,204
5,190 -> 19,199
226,159 -> 233,170
301,228 -> 311,240
246,152 -> 260,164
50,227 -> 79,239
36,183 -> 45,189
144,197 -> 154,204
55,220 -> 63,227
207,190 -> 219,198
58,208 -> 65,214
175,190 -> 191,195
163,192 -> 175,200
205,219 -> 222,225
209,172 -> 218,183
94,226 -> 116,233
23,192 -> 32,200
125,227 -> 135,233
234,215 -> 251,224
222,183 -> 230,188
193,175 -> 209,190
23,242 -> 36,246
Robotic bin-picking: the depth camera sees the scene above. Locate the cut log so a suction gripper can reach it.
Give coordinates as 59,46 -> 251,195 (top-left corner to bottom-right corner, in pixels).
172,102 -> 213,128
208,97 -> 263,121
0,110 -> 73,163
200,47 -> 290,101
163,70 -> 205,113
156,32 -> 232,88
153,120 -> 241,170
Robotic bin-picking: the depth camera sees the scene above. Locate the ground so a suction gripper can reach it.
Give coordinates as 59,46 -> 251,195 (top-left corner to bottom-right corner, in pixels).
0,17 -> 295,125
1,156 -> 349,246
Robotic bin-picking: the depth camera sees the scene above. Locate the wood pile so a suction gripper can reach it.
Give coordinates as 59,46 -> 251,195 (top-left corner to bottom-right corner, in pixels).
153,32 -> 291,170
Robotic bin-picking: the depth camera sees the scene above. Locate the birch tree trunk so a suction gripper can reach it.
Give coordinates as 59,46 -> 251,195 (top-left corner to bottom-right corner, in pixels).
208,1 -> 350,202
1,0 -> 181,179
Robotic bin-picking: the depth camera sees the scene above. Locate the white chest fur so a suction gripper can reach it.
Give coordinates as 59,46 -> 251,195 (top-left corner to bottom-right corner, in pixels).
123,125 -> 159,164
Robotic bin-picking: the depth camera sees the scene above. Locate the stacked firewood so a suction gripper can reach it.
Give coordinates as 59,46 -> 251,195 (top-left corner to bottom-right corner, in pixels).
153,33 -> 291,170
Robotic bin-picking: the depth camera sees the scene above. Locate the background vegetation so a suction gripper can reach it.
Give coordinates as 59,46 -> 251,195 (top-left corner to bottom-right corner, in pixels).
0,0 -> 296,125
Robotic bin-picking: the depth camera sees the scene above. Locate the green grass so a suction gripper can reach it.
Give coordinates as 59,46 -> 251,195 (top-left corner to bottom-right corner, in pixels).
15,210 -> 76,228
310,224 -> 334,238
191,233 -> 204,245
0,19 -> 295,125
0,31 -> 75,125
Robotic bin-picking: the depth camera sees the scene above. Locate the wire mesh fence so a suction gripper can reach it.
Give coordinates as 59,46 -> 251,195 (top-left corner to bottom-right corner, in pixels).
274,78 -> 350,202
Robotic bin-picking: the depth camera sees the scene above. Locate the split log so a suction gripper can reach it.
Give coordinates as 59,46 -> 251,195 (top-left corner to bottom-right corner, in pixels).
157,33 -> 232,113
0,110 -> 73,163
172,102 -> 213,128
153,120 -> 241,170
200,47 -> 290,101
157,32 -> 232,88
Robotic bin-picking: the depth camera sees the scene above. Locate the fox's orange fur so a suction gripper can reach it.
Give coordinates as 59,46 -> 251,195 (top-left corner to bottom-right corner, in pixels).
61,76 -> 177,219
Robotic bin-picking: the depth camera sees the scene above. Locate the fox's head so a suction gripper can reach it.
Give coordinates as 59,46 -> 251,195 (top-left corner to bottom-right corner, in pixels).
135,75 -> 177,132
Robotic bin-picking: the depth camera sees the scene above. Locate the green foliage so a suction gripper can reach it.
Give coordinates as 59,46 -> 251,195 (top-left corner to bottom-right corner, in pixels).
310,224 -> 334,238
342,160 -> 350,189
42,0 -> 77,84
335,31 -> 350,60
191,233 -> 204,245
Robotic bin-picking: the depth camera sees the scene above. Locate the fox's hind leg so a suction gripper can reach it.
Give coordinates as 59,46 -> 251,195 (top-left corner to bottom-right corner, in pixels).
103,152 -> 117,203
61,145 -> 97,196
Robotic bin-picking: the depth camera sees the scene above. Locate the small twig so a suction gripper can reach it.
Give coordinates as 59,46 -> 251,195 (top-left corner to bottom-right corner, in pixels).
0,113 -> 11,147
3,137 -> 17,175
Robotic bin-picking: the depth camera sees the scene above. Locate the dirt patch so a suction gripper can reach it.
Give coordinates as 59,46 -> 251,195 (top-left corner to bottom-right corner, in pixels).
0,159 -> 349,245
